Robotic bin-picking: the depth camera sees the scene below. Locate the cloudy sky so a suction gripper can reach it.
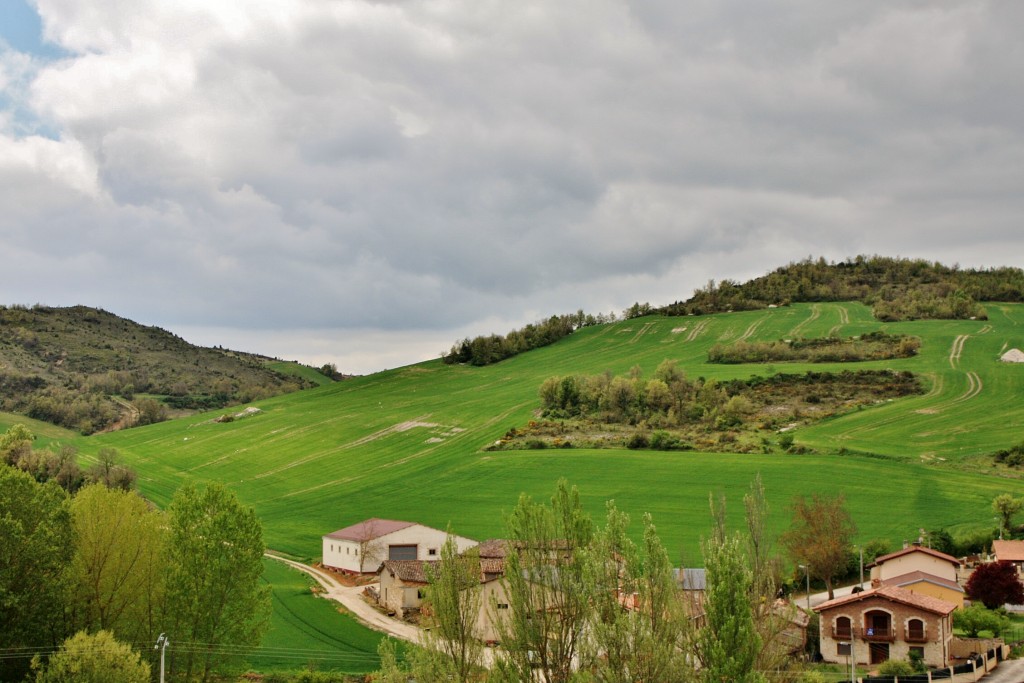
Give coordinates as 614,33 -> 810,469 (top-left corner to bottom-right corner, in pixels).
1,1 -> 1022,374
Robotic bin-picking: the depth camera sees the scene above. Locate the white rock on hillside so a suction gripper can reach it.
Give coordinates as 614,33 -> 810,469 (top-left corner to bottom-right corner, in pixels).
1000,348 -> 1024,363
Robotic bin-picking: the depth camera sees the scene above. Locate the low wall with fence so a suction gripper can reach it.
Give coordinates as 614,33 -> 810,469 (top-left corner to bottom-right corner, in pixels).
859,644 -> 1007,683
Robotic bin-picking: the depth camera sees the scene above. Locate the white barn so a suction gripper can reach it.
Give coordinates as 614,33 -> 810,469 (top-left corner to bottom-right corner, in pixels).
322,518 -> 477,574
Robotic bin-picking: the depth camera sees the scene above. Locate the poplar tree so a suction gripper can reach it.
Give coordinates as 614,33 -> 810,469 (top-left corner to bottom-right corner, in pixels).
423,533 -> 485,681
493,480 -> 594,683
696,531 -> 766,683
587,504 -> 691,683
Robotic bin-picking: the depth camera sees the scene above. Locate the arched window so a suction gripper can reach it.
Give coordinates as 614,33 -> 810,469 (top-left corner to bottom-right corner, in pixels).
907,618 -> 925,642
835,616 -> 852,638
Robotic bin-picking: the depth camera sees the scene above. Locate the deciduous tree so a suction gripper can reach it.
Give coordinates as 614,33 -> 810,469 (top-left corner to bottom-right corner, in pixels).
423,533 -> 485,681
70,484 -> 166,646
695,529 -> 765,683
0,467 -> 73,681
781,494 -> 856,600
992,493 -> 1023,538
964,561 -> 1024,609
493,480 -> 593,683
32,630 -> 150,683
163,483 -> 271,681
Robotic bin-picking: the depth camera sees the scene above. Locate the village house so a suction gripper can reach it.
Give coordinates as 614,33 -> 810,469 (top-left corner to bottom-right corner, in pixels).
321,518 -> 477,574
992,539 -> 1024,575
869,544 -> 961,584
814,584 -> 957,669
378,560 -> 431,617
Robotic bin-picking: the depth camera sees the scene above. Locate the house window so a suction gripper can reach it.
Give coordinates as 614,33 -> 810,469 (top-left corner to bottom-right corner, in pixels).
355,548 -> 359,555
497,603 -> 509,610
418,590 -> 426,599
910,646 -> 924,660
837,642 -> 851,656
428,548 -> 437,556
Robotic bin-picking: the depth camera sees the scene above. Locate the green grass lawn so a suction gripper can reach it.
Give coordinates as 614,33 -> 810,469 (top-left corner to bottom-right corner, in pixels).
254,558 -> 401,674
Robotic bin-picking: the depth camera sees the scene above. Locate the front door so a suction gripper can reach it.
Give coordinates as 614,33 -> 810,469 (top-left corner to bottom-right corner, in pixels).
870,642 -> 889,665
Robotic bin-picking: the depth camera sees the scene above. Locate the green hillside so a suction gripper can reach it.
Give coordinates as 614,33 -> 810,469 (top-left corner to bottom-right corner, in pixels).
71,301 -> 1024,563
0,305 -> 319,433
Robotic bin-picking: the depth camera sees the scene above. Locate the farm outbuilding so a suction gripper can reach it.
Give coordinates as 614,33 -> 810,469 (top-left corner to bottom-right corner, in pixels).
321,518 -> 477,574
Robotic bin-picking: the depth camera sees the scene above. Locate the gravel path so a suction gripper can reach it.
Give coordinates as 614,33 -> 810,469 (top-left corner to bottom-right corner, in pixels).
265,554 -> 423,643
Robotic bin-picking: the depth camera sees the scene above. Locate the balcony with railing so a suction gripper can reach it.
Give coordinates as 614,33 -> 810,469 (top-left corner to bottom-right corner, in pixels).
905,625 -> 928,643
861,625 -> 895,642
831,625 -> 854,640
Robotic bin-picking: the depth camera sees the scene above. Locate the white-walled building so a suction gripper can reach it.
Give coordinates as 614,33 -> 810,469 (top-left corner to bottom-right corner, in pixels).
321,518 -> 477,574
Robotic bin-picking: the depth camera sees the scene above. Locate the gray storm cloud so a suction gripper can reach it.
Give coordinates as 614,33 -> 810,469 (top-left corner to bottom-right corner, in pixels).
1,1 -> 1022,372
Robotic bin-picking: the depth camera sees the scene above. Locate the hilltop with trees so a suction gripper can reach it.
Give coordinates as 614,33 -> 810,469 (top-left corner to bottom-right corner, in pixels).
0,305 -> 323,434
657,255 -> 1024,320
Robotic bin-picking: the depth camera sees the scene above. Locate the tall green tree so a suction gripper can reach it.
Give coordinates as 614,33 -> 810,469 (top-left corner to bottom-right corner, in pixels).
992,493 -> 1023,538
31,630 -> 150,683
0,466 -> 73,681
587,504 -> 691,683
780,494 -> 856,600
423,534 -> 485,681
163,483 -> 271,681
493,480 -> 594,683
70,484 -> 166,647
696,530 -> 766,683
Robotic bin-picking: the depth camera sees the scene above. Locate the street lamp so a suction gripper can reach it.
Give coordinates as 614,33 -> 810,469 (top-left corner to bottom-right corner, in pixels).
154,633 -> 169,683
798,563 -> 810,613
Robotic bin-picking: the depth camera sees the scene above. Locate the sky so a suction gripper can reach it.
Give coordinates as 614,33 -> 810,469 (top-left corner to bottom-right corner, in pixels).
1,1 -> 1022,374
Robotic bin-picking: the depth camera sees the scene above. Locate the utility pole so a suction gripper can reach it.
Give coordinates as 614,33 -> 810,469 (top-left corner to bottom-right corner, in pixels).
799,563 -> 810,613
154,633 -> 169,683
859,546 -> 864,588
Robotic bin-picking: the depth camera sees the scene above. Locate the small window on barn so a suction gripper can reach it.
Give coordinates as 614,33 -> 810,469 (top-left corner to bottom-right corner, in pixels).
428,548 -> 437,556
497,603 -> 509,610
418,590 -> 426,599
355,548 -> 359,555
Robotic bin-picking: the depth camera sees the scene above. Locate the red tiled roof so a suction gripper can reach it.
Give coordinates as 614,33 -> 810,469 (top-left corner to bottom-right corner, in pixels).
868,545 -> 960,569
993,540 -> 1024,562
880,571 -> 964,594
323,518 -> 416,542
814,584 -> 957,616
477,539 -> 509,558
380,560 -> 431,584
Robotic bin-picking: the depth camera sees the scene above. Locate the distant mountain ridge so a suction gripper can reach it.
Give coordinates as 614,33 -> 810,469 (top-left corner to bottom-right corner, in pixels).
657,255 -> 1024,320
0,305 -> 318,433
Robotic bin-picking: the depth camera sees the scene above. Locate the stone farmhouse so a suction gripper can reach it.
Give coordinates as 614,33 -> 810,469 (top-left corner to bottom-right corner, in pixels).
814,584 -> 957,669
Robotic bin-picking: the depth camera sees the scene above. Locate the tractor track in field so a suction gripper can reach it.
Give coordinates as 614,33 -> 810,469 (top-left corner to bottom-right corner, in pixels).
952,371 -> 983,403
789,304 -> 820,338
827,307 -> 849,337
629,322 -> 656,343
685,320 -> 709,342
736,317 -> 765,343
273,403 -> 528,499
949,334 -> 969,368
251,414 -> 436,480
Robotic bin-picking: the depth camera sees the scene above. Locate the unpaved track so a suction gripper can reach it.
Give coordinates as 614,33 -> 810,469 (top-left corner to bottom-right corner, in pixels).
949,334 -> 969,369
789,304 -> 820,338
265,554 -> 423,642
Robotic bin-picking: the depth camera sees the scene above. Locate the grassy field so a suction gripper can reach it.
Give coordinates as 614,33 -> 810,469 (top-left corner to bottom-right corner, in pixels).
48,301 -> 1022,562
251,558 -> 398,675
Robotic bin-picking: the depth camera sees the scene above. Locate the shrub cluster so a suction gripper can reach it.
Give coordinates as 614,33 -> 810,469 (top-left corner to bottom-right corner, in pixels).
708,332 -> 920,364
443,310 -> 617,367
656,256 -> 1022,320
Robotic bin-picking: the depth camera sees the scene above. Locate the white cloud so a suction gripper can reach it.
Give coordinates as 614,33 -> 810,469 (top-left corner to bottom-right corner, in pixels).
0,0 -> 1022,372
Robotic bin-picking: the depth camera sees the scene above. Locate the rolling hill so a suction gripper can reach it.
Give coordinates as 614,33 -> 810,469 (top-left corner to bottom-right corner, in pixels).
59,300 -> 1023,564
0,304 -> 323,433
